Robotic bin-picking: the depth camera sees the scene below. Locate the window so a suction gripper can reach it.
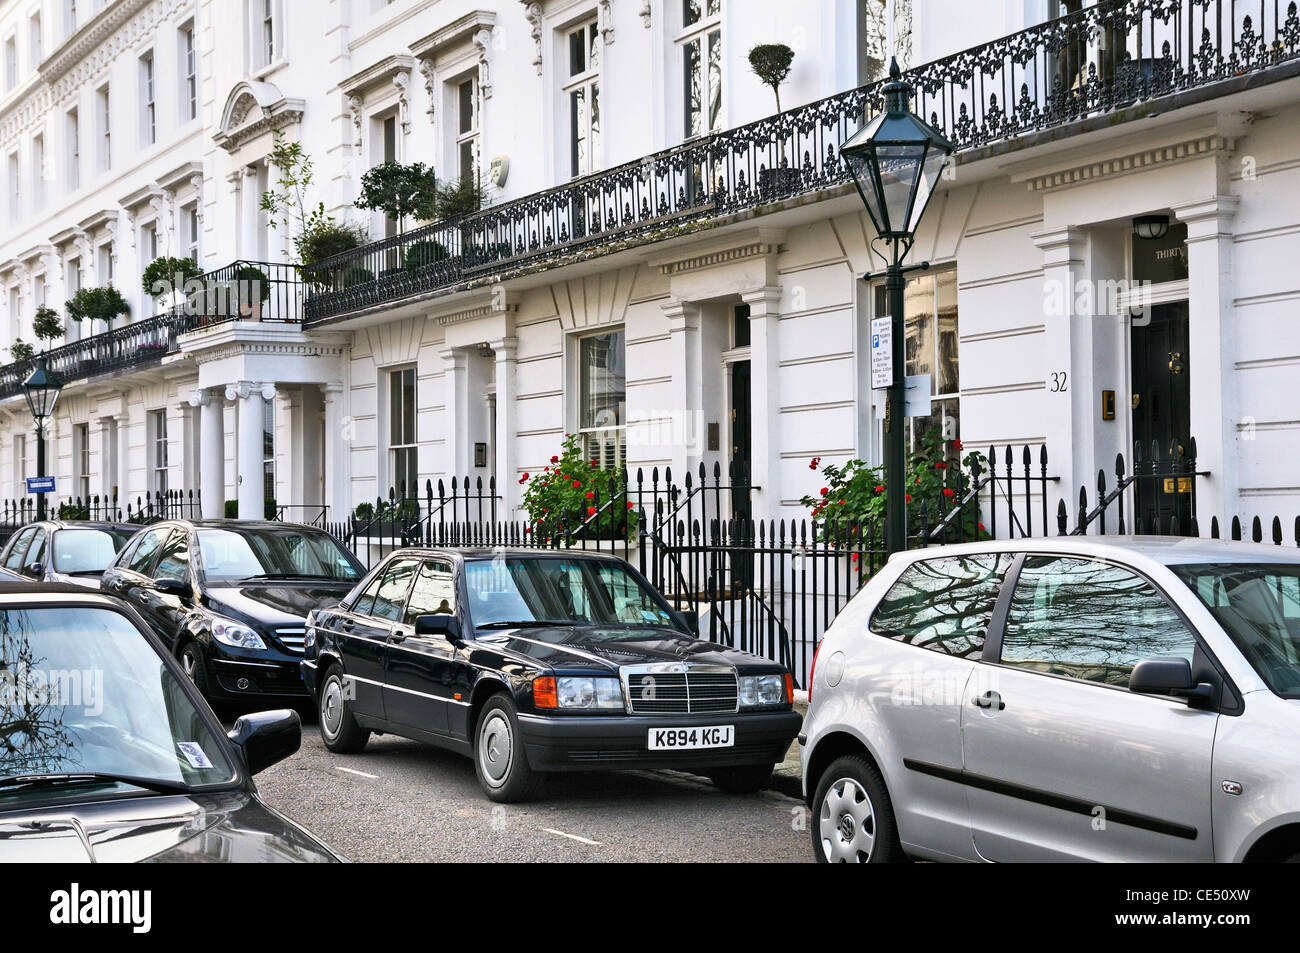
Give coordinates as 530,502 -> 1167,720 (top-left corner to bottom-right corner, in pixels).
74,422 -> 90,500
29,13 -> 41,68
96,83 -> 110,171
180,24 -> 197,121
1000,556 -> 1198,688
126,527 -> 169,575
8,284 -> 20,344
4,34 -> 17,90
262,0 -> 275,65
368,558 -> 419,622
4,526 -> 35,570
31,133 -> 44,211
404,559 -> 457,624
153,532 -> 191,582
65,106 -> 79,190
873,269 -> 960,453
149,409 -> 168,493
564,21 -> 600,177
263,398 -> 274,509
679,0 -> 722,138
139,50 -> 155,146
97,243 -> 113,290
12,433 -> 26,496
577,329 -> 625,468
7,151 -> 19,224
388,366 -> 417,493
182,203 -> 199,262
870,554 -> 1010,659
1172,562 -> 1300,698
23,529 -> 47,576
454,77 -> 477,181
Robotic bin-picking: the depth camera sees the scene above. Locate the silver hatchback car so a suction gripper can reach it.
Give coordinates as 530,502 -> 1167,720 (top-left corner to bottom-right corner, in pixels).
801,536 -> 1300,862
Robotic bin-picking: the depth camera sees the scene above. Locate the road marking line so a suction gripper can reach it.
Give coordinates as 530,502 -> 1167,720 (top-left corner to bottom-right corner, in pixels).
543,828 -> 602,846
335,766 -> 379,779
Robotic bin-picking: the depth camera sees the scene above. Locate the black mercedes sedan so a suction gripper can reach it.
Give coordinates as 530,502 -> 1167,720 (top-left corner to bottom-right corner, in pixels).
0,584 -> 341,862
0,520 -> 140,587
100,520 -> 364,703
303,548 -> 802,802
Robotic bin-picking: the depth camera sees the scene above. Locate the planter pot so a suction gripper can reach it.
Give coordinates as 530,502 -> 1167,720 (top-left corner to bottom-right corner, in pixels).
239,301 -> 264,321
758,166 -> 801,196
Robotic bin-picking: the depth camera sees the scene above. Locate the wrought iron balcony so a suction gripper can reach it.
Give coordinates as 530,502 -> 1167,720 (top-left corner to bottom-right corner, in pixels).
0,260 -> 301,402
303,0 -> 1300,324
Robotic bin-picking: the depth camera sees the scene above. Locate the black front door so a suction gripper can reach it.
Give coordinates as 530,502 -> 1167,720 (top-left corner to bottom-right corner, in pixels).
730,360 -> 752,520
1131,301 -> 1192,531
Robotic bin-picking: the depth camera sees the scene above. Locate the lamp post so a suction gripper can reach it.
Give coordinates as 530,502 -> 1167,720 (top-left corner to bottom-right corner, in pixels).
23,355 -> 63,521
841,59 -> 954,555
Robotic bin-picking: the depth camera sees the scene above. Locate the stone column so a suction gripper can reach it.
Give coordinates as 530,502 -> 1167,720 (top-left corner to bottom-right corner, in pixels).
1032,226 -> 1090,504
1174,195 -> 1239,523
321,383 -> 350,523
440,348 -> 470,479
490,336 -> 518,514
190,388 -> 225,519
662,297 -> 702,479
229,381 -> 275,520
743,286 -> 782,520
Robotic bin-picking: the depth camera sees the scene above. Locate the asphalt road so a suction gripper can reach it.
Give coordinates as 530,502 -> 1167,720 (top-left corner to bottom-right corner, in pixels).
246,708 -> 812,863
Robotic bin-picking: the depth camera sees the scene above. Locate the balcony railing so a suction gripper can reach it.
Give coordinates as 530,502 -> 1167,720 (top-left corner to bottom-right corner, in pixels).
0,260 -> 301,401
303,0 -> 1300,323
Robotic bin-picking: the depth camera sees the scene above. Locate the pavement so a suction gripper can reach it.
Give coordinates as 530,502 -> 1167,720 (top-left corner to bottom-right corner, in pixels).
244,704 -> 813,863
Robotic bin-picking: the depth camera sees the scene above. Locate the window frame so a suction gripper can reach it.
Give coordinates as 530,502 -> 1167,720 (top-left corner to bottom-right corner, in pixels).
452,74 -> 478,181
675,0 -> 723,140
386,365 -> 417,495
149,408 -> 169,494
562,18 -> 601,179
982,551 -> 1240,711
180,22 -> 197,122
139,49 -> 156,147
574,327 -> 626,470
95,82 -> 111,172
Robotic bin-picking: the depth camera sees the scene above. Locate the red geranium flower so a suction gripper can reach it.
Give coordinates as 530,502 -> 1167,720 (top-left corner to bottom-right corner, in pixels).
809,456 -> 821,470
978,521 -> 986,532
839,500 -> 846,505
590,460 -> 599,468
572,480 -> 581,488
935,462 -> 947,470
874,484 -> 884,493
820,487 -> 828,496
953,438 -> 964,452
943,487 -> 955,498
905,493 -> 913,502
586,506 -> 597,516
585,491 -> 594,499
518,473 -> 529,484
550,455 -> 559,464
626,501 -> 634,510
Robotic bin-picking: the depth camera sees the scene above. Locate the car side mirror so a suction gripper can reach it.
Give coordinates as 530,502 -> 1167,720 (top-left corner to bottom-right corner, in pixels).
26,561 -> 43,577
227,709 -> 301,775
154,577 -> 191,598
676,609 -> 700,636
1130,658 -> 1213,704
414,613 -> 462,644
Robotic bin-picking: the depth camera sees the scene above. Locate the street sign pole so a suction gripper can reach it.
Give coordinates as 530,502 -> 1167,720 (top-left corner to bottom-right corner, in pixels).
35,421 -> 46,520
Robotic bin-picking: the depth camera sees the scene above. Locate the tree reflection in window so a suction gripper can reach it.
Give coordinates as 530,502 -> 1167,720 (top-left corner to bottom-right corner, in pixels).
869,553 -> 1010,659
1002,556 -> 1197,687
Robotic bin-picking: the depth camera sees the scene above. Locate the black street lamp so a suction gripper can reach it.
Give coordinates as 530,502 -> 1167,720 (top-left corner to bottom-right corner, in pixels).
23,355 -> 63,521
841,59 -> 954,555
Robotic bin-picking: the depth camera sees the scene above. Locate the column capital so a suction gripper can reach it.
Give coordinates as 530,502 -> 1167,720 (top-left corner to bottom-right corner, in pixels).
660,297 -> 700,330
187,387 -> 214,408
225,380 -> 274,402
1030,225 -> 1087,264
321,381 -> 346,399
439,347 -> 467,369
740,285 -> 782,313
1172,195 -> 1239,242
488,335 -> 518,360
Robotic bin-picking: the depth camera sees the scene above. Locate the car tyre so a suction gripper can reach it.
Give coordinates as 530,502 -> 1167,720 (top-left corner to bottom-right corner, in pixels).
709,763 -> 774,794
811,754 -> 902,863
319,666 -> 370,753
474,694 -> 541,803
178,641 -> 209,698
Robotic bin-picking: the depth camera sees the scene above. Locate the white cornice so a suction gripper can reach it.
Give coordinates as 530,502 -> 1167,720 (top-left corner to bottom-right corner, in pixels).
409,10 -> 497,63
1019,134 -> 1238,194
646,227 -> 787,276
39,0 -> 153,84
338,55 -> 416,97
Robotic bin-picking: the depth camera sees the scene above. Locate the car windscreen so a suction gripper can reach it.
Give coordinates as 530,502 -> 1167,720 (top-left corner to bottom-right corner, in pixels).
0,606 -> 236,803
1171,562 -> 1300,698
197,527 -> 361,583
463,557 -> 676,633
51,529 -> 135,574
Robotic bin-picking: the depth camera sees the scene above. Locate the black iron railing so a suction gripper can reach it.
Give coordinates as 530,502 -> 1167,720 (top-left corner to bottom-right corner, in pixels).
0,260 -> 300,401
302,0 -> 1300,323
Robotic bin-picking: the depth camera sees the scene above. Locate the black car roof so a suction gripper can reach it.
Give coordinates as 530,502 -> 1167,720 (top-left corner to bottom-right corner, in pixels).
387,546 -> 628,562
0,581 -> 116,597
8,520 -> 139,532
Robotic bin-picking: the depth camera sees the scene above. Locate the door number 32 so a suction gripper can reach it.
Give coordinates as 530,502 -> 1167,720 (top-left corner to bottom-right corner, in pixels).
1050,372 -> 1068,393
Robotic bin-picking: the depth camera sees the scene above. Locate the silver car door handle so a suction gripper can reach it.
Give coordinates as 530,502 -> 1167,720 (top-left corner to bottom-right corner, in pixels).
972,691 -> 1006,711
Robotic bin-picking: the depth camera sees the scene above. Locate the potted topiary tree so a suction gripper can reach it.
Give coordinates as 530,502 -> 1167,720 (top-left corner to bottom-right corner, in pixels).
748,43 -> 800,194
141,256 -> 204,309
33,306 -> 65,348
232,264 -> 272,320
8,339 -> 34,363
355,160 -> 439,237
66,286 -> 130,334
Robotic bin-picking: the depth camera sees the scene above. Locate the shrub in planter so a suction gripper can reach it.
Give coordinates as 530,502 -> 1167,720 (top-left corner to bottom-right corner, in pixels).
800,430 -> 988,547
436,173 -> 486,219
404,240 -> 450,273
520,433 -> 639,543
299,219 -> 368,271
8,340 -> 34,362
142,256 -> 204,303
340,266 -> 375,289
224,499 -> 238,518
58,501 -> 89,520
66,286 -> 130,331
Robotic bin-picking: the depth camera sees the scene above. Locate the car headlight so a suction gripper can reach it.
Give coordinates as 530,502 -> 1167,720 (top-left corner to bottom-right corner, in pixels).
210,617 -> 266,650
555,676 -> 624,710
739,674 -> 788,708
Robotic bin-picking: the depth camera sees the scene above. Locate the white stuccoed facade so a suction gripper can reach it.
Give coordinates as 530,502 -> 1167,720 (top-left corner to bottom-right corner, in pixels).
0,0 -> 1296,533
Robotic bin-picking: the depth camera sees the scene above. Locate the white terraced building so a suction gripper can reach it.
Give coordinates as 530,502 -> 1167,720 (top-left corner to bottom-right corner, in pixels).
0,0 -> 1297,538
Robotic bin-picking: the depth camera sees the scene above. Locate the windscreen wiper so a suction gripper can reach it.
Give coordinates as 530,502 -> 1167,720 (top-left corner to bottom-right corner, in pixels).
0,773 -> 192,796
475,620 -> 575,629
236,573 -> 339,582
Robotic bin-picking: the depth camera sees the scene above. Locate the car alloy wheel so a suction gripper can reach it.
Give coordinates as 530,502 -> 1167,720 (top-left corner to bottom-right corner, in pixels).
321,675 -> 345,742
478,711 -> 514,787
819,776 -> 877,862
